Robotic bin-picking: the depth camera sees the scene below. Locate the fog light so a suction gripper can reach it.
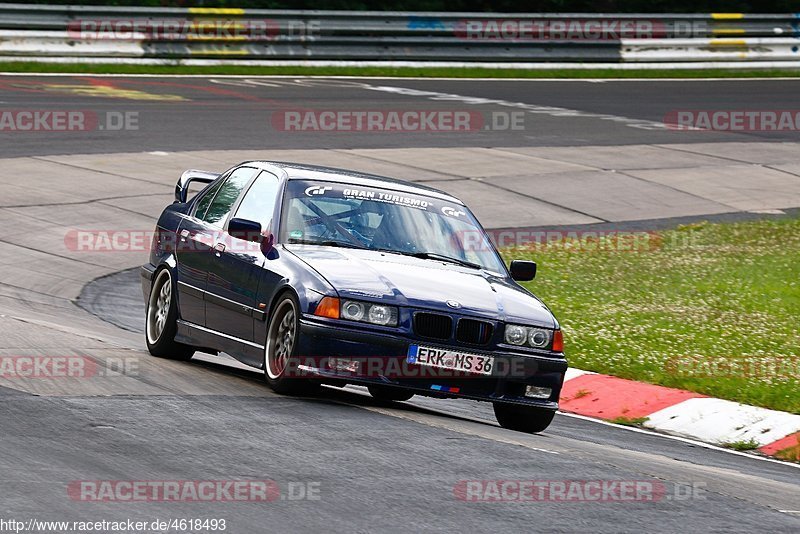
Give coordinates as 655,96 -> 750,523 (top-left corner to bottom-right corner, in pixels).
524,386 -> 552,399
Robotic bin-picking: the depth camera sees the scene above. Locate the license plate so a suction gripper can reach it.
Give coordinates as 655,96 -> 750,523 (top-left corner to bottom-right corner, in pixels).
407,345 -> 494,376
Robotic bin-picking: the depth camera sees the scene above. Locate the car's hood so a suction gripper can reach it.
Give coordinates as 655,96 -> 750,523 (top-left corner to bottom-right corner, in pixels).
285,246 -> 555,328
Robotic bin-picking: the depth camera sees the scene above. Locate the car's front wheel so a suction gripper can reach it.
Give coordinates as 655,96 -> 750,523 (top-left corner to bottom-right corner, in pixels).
368,385 -> 414,402
263,292 -> 319,396
145,268 -> 194,361
493,403 -> 555,433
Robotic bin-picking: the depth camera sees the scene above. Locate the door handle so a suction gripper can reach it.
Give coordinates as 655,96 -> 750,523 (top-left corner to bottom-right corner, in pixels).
213,243 -> 226,257
179,229 -> 190,242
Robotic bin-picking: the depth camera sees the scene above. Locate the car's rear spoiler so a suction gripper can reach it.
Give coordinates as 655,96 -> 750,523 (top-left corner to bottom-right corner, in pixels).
174,169 -> 220,203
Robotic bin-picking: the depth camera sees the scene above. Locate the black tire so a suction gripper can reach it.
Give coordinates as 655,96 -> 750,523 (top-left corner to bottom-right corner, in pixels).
263,292 -> 319,396
368,385 -> 414,402
145,268 -> 195,361
493,403 -> 555,433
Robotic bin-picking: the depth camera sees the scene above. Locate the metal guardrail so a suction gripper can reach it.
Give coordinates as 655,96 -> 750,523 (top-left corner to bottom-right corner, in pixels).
0,3 -> 798,64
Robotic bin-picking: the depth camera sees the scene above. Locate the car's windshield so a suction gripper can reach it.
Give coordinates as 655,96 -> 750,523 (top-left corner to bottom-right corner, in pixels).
281,179 -> 505,273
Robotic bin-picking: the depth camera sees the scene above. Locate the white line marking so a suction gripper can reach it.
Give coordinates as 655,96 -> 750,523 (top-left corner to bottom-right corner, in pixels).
560,411 -> 800,469
360,83 -> 670,130
339,387 -> 799,467
205,76 -> 679,131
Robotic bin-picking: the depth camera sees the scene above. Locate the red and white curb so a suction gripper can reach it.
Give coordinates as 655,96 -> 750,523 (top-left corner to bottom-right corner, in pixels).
560,368 -> 800,461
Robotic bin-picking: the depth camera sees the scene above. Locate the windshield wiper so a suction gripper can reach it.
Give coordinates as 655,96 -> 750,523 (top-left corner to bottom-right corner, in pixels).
287,238 -> 367,250
372,248 -> 482,270
292,239 -> 482,269
410,252 -> 482,269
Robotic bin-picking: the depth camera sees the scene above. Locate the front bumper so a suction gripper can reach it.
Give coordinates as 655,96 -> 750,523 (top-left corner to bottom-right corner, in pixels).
297,317 -> 567,409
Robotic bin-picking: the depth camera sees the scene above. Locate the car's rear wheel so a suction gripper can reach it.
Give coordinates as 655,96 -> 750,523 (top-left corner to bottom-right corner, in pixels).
493,403 -> 555,433
145,268 -> 194,361
264,292 -> 319,395
368,385 -> 414,402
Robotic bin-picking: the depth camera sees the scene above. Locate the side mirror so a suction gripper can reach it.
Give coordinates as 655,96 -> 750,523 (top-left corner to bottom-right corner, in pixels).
228,218 -> 262,242
260,232 -> 275,256
510,260 -> 536,281
229,218 -> 275,256
174,169 -> 219,204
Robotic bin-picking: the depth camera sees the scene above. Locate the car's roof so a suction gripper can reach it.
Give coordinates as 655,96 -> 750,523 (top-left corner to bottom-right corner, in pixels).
242,161 -> 465,205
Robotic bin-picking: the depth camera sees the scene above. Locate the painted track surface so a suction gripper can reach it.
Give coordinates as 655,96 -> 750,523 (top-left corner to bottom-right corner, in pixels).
0,75 -> 798,532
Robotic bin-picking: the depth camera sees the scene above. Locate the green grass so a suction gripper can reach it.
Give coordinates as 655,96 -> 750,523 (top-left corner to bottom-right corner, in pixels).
1,61 -> 800,78
608,416 -> 650,427
721,438 -> 761,451
503,216 -> 800,414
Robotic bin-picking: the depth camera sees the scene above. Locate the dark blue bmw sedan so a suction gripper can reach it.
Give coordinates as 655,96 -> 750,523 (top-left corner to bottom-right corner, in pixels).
141,161 -> 567,433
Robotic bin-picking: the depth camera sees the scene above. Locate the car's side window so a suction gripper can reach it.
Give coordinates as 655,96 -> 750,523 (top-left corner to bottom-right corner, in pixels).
232,171 -> 280,230
201,167 -> 258,228
192,178 -> 225,220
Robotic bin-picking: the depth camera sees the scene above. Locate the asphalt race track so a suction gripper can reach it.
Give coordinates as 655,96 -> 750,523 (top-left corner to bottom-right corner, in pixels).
1,76 -> 800,157
0,75 -> 798,533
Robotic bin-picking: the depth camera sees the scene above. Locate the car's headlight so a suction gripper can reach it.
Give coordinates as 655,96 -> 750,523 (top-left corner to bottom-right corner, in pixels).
504,325 -> 527,345
367,304 -> 395,326
341,299 -> 398,327
342,300 -> 366,321
528,328 -> 550,348
504,324 -> 553,349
